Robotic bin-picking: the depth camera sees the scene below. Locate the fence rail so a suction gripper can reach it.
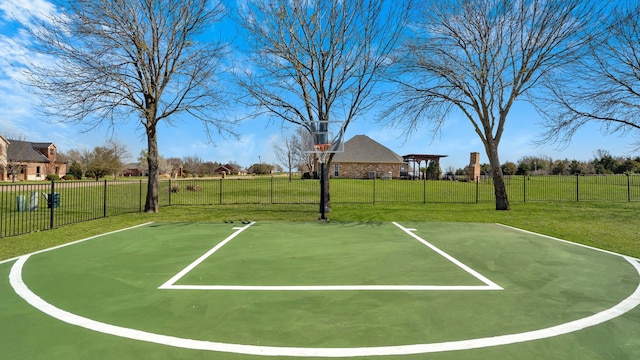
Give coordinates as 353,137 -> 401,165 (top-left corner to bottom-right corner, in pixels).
0,180 -> 147,238
1,174 -> 639,238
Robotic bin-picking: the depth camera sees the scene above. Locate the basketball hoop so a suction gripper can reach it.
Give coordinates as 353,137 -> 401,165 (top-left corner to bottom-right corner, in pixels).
313,143 -> 332,164
300,121 -> 345,221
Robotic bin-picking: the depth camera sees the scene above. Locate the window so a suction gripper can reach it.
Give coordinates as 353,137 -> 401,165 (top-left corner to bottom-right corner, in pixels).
36,166 -> 41,177
334,164 -> 339,177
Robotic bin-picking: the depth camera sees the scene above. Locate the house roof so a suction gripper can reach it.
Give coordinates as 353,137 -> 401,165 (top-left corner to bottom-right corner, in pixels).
31,142 -> 55,150
332,135 -> 404,164
123,163 -> 144,170
6,139 -> 51,162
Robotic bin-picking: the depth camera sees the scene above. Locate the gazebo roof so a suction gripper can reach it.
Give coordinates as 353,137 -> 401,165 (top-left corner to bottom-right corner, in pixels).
403,154 -> 448,162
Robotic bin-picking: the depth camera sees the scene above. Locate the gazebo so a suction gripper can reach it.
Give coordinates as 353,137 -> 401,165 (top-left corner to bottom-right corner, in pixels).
402,154 -> 448,180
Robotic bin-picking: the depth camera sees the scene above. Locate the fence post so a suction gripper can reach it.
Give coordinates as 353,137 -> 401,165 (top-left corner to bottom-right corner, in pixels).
103,180 -> 108,217
168,179 -> 172,206
372,176 -> 376,204
271,176 -> 274,204
219,178 -> 223,205
49,180 -> 55,229
576,174 -> 579,202
475,176 -> 479,203
423,177 -> 427,204
627,173 -> 631,202
139,179 -> 143,212
523,175 -> 527,202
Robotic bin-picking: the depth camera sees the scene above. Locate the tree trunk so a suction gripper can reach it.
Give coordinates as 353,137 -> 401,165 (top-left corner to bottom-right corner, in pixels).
317,160 -> 333,220
486,144 -> 510,211
145,125 -> 160,213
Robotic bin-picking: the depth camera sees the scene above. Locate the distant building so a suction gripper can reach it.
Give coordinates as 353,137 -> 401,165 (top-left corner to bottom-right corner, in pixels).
0,134 -> 8,181
4,138 -> 67,181
331,135 -> 407,179
213,164 -> 245,176
122,163 -> 148,177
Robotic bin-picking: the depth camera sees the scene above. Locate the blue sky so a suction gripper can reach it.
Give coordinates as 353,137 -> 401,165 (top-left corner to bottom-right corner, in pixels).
0,0 -> 636,171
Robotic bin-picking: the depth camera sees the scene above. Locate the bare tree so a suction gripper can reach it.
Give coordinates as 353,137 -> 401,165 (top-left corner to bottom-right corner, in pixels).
273,132 -> 306,182
537,3 -> 640,150
181,155 -> 204,176
20,0 -> 234,212
138,149 -> 172,176
235,0 -> 411,215
106,139 -> 130,179
384,0 -> 605,210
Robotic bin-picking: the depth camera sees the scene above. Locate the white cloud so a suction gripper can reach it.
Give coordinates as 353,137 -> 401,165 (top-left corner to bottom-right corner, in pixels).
0,0 -> 58,26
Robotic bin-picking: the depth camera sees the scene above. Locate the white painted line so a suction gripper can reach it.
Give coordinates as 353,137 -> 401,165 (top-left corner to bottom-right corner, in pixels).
9,253 -> 640,357
0,222 -> 154,266
160,221 -> 500,292
164,285 -> 498,291
392,222 -> 503,290
496,223 -> 640,261
158,222 -> 255,289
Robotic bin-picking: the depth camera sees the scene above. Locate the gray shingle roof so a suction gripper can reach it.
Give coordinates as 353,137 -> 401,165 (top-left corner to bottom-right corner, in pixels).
7,139 -> 51,162
332,135 -> 404,163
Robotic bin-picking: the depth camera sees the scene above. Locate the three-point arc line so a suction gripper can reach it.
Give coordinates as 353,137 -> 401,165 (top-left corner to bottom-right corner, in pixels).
7,222 -> 640,357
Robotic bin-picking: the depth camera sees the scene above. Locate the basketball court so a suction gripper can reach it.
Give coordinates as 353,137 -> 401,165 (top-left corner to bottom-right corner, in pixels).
2,221 -> 640,359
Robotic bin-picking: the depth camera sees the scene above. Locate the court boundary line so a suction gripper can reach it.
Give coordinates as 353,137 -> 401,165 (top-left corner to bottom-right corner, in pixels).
0,222 -> 154,266
9,250 -> 640,357
496,223 -> 640,261
159,221 -> 502,291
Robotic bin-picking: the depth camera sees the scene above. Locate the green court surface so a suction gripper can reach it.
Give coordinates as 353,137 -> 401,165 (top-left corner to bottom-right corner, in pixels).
2,221 -> 640,359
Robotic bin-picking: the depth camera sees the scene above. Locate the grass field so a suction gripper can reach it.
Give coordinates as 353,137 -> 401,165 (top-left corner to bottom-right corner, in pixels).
2,175 -> 639,239
3,220 -> 640,359
2,200 -> 639,262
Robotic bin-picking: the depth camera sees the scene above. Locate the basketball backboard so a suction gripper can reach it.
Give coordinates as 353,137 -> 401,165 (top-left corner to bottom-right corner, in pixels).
302,120 -> 345,154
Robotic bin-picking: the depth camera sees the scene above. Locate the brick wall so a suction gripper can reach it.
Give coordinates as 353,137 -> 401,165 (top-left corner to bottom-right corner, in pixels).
20,162 -> 67,181
0,139 -> 6,181
332,162 -> 402,179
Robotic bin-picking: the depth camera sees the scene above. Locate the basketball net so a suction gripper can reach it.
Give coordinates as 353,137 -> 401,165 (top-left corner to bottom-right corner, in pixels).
313,143 -> 332,164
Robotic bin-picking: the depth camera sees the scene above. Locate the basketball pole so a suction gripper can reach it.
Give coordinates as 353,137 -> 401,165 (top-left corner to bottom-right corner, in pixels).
319,160 -> 327,221
317,121 -> 329,221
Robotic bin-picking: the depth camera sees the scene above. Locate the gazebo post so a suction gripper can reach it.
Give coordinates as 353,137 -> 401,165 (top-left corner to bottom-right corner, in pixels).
402,154 -> 449,180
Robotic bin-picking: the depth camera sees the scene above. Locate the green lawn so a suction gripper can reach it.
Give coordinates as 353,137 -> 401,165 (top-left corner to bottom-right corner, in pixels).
1,201 -> 639,262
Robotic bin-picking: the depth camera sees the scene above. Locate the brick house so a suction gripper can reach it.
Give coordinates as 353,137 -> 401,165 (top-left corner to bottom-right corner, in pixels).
331,135 -> 407,179
5,139 -> 67,181
0,134 -> 8,181
122,163 -> 148,177
213,164 -> 245,176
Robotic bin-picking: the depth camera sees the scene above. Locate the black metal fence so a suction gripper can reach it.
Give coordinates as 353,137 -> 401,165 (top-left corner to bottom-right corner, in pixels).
0,180 -> 145,238
163,174 -> 640,205
1,174 -> 639,238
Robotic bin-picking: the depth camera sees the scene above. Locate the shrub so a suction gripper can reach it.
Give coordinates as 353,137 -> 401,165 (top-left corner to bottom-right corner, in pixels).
46,174 -> 60,181
186,184 -> 202,191
68,161 -> 83,179
170,185 -> 180,193
62,175 -> 77,180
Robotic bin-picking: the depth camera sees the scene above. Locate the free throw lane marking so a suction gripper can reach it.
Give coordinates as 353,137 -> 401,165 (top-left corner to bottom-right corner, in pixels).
158,222 -> 255,289
160,222 -> 501,291
392,222 -> 503,290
